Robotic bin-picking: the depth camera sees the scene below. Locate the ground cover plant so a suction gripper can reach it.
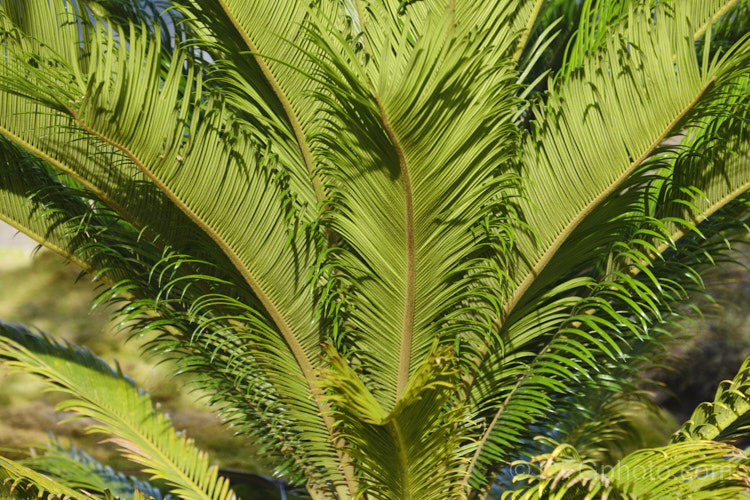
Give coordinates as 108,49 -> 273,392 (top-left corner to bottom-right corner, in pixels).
0,0 -> 750,498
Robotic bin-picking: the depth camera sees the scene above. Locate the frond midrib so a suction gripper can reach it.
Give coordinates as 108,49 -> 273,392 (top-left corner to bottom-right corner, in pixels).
694,0 -> 741,41
373,90 -> 417,401
513,0 -> 545,62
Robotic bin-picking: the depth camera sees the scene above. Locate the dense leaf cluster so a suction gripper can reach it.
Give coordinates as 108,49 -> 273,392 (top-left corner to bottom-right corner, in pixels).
0,0 -> 749,499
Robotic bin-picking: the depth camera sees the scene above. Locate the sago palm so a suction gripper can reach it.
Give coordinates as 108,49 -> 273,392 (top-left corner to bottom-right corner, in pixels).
1,0 -> 750,498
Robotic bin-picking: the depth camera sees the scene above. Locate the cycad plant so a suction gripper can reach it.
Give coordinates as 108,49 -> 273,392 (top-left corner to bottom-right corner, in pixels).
1,0 -> 750,498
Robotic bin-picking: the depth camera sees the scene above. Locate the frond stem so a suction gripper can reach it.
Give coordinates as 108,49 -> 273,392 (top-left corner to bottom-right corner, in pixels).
389,419 -> 412,500
513,0 -> 545,62
694,0 -> 740,41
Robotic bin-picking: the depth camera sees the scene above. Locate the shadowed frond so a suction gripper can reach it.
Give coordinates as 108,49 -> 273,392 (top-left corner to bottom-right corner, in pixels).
506,3 -> 750,313
466,190 -> 750,493
173,0 -> 344,202
0,135 -> 316,483
0,3 -> 355,493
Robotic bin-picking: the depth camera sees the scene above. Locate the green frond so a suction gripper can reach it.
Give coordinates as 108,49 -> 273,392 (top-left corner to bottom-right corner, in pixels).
173,0 -> 345,202
0,458 -> 92,500
0,5 -> 353,493
319,344 -> 471,500
0,1 -> 246,292
0,128 -> 336,488
0,321 -> 236,500
466,187 -> 750,492
506,440 -> 750,499
0,134 -> 301,478
506,2 -> 750,316
673,355 -> 750,443
0,137 -> 99,272
3,0 -> 322,375
607,441 -> 750,499
18,441 -> 166,500
308,1 -> 521,409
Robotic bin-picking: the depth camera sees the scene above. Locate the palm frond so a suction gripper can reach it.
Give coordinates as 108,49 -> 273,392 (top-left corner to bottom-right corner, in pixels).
0,321 -> 236,500
506,3 -> 750,316
0,4 -> 354,493
0,458 -> 92,500
319,344 -> 471,499
308,2 -> 521,410
0,2 -> 242,287
673,355 -> 750,443
463,15 -> 750,477
173,0 -> 345,201
506,440 -> 750,499
19,441 -> 167,500
0,125 -> 334,488
466,186 -> 750,492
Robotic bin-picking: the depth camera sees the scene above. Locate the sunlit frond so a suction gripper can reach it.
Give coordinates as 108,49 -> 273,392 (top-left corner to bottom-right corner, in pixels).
309,1 -> 520,411
506,440 -> 750,499
319,345 -> 471,499
0,321 -> 237,500
19,440 -> 166,500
